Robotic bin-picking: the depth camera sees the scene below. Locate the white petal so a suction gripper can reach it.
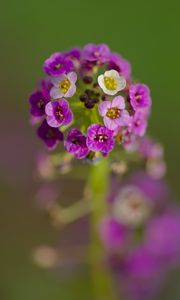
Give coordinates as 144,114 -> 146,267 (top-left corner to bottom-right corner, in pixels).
65,83 -> 76,97
117,76 -> 126,91
67,72 -> 77,83
50,87 -> 63,99
104,69 -> 119,78
51,75 -> 65,87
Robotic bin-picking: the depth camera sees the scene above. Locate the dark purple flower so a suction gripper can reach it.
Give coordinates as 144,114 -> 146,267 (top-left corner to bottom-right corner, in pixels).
82,43 -> 110,64
130,111 -> 147,136
45,99 -> 73,128
108,52 -> 131,79
64,128 -> 89,159
99,217 -> 128,251
29,91 -> 49,117
87,124 -> 115,155
43,52 -> 73,76
37,120 -> 64,149
129,83 -> 151,111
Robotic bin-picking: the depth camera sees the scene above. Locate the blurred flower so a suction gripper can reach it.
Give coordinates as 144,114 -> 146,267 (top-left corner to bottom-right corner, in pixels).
130,111 -> 148,136
112,186 -> 151,227
144,210 -> 180,267
32,245 -> 58,268
99,217 -> 128,252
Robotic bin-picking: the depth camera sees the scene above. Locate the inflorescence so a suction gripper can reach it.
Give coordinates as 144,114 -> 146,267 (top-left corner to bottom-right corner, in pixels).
29,44 -> 152,160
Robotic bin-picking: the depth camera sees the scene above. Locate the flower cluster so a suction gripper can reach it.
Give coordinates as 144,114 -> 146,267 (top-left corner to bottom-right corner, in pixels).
99,172 -> 180,300
29,44 -> 152,159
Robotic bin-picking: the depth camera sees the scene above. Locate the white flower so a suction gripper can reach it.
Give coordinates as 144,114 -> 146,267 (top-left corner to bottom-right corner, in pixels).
98,69 -> 126,96
112,186 -> 151,227
50,72 -> 77,99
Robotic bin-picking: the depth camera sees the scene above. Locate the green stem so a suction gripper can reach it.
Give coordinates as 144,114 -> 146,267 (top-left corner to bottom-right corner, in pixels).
87,159 -> 116,300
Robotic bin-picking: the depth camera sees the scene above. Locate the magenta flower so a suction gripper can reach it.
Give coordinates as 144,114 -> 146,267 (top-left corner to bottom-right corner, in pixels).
29,91 -> 49,117
64,128 -> 89,159
98,96 -> 130,130
64,47 -> 81,65
108,52 -> 131,79
129,83 -> 151,111
82,43 -> 110,64
130,111 -> 147,136
43,52 -> 73,76
37,120 -> 64,149
87,124 -> 115,155
45,99 -> 73,128
99,217 -> 128,252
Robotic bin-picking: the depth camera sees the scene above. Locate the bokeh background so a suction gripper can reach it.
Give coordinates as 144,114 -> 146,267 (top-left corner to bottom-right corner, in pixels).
0,0 -> 180,299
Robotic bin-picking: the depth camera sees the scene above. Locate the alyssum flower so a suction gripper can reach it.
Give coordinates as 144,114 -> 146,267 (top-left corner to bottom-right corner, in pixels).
29,43 -> 152,160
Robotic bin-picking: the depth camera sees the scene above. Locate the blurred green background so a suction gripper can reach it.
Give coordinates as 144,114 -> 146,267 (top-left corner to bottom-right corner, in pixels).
0,0 -> 180,299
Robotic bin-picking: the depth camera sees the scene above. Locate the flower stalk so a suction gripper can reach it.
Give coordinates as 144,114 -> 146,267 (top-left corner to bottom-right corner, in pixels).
87,159 -> 116,300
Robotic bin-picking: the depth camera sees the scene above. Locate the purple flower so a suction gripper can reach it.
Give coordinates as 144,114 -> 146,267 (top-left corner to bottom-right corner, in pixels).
130,111 -> 147,136
43,52 -> 73,76
144,210 -> 180,266
129,83 -> 151,111
82,43 -> 110,64
98,96 -> 130,130
29,91 -> 49,117
64,128 -> 89,159
99,217 -> 128,252
108,52 -> 131,79
64,47 -> 81,67
87,124 -> 115,155
45,99 -> 73,128
37,120 -> 64,149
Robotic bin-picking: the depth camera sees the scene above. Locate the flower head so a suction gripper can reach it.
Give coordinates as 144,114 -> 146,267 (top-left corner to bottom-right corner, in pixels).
45,99 -> 73,128
82,43 -> 110,64
98,69 -> 126,95
37,120 -> 64,149
43,52 -> 73,76
98,96 -> 130,130
87,124 -> 115,155
64,128 -> 89,159
129,83 -> 151,111
108,53 -> 131,79
50,72 -> 77,99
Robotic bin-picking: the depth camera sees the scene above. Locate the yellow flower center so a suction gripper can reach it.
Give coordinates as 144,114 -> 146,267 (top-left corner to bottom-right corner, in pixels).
59,79 -> 71,93
104,76 -> 118,90
106,107 -> 121,119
